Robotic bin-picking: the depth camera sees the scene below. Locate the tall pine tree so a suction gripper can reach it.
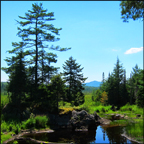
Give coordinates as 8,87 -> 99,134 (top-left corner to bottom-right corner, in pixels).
16,3 -> 70,88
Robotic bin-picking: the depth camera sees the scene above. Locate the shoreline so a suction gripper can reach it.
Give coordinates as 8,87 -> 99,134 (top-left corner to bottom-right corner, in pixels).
121,133 -> 143,144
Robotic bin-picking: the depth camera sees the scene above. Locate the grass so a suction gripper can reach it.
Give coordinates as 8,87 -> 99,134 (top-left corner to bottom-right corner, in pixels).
110,119 -> 130,126
1,131 -> 14,143
1,94 -> 9,109
1,114 -> 50,143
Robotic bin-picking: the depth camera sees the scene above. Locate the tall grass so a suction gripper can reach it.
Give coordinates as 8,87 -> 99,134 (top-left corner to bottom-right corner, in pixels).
78,94 -> 112,114
120,103 -> 143,116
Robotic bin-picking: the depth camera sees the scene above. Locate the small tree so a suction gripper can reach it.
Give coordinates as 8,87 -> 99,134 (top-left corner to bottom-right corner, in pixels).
92,89 -> 102,102
63,56 -> 87,105
100,91 -> 108,106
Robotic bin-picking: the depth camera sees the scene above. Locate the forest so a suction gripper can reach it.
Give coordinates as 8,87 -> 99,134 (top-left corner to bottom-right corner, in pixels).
1,2 -> 143,144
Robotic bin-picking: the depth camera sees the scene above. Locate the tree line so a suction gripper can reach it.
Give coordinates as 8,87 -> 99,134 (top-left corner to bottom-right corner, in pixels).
2,3 -> 87,114
92,58 -> 144,108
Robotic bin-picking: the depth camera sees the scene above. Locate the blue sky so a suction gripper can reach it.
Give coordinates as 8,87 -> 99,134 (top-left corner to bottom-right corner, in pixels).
1,1 -> 143,83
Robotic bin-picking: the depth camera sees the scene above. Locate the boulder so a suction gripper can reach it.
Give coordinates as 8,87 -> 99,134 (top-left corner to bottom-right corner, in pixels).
68,110 -> 100,131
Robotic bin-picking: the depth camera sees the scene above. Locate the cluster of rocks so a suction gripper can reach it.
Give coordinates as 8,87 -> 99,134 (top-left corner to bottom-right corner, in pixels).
47,110 -> 101,131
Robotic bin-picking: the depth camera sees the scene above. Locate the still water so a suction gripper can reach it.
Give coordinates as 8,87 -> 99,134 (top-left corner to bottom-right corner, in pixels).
8,125 -> 138,144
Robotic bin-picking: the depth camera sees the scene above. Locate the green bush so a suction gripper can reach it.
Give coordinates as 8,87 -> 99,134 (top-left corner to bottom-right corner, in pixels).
35,115 -> 48,129
1,121 -> 8,132
24,118 -> 35,129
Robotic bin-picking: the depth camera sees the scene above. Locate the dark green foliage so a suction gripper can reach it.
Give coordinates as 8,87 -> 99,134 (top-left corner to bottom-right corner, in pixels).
100,59 -> 143,108
38,51 -> 59,85
120,1 -> 144,22
126,65 -> 144,107
48,74 -> 66,113
63,56 -> 87,106
92,89 -> 102,102
136,69 -> 144,107
2,47 -> 29,112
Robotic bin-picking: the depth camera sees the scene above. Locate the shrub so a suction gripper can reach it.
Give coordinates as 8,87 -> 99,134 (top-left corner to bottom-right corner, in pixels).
1,121 -> 8,132
24,118 -> 35,129
35,115 -> 48,129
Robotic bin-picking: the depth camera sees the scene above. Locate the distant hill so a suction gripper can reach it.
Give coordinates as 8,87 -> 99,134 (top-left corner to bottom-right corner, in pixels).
84,80 -> 102,87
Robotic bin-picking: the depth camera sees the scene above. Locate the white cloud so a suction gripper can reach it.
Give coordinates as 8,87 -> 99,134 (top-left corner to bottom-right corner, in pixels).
124,47 -> 143,54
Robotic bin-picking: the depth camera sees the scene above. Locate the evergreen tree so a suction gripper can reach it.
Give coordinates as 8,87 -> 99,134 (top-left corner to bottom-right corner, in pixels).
131,64 -> 141,101
16,3 -> 70,88
106,73 -> 115,105
136,69 -> 144,107
63,56 -> 87,106
2,47 -> 28,120
112,57 -> 124,108
120,69 -> 129,105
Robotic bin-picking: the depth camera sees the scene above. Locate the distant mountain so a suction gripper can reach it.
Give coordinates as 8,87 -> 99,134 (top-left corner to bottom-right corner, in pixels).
84,80 -> 102,87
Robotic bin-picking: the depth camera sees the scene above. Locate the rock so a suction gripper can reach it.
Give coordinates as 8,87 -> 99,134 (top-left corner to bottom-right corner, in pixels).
94,111 -> 101,121
107,114 -> 125,120
114,114 -> 121,120
68,110 -> 100,131
99,118 -> 111,125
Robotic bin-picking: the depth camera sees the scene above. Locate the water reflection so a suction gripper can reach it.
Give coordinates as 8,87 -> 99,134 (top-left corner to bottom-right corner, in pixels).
93,125 -> 137,144
8,125 -> 138,144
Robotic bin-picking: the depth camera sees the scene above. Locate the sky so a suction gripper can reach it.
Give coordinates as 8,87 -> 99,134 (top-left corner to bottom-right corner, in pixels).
1,1 -> 143,83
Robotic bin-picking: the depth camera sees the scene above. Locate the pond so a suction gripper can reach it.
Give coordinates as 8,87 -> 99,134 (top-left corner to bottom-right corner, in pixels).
8,125 -> 138,144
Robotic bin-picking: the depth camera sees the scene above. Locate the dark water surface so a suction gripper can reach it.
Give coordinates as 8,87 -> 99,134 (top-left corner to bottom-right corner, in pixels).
8,125 -> 138,144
